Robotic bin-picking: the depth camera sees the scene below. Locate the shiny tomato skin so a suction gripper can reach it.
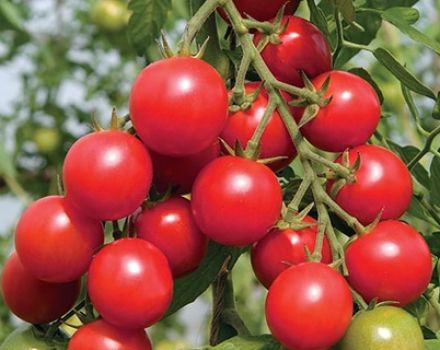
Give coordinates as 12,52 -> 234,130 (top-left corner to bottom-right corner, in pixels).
130,57 -> 228,156
1,253 -> 80,324
266,262 -> 353,350
191,156 -> 282,246
251,216 -> 332,289
135,196 -> 208,278
68,320 -> 151,350
328,145 -> 412,225
254,16 -> 332,87
63,130 -> 152,221
87,238 -> 173,329
15,196 -> 103,283
150,141 -> 220,194
221,82 -> 296,172
345,220 -> 432,306
298,71 -> 381,152
341,306 -> 424,350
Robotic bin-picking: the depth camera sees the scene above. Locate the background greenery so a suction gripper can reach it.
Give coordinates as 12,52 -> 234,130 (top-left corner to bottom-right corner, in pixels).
0,0 -> 439,348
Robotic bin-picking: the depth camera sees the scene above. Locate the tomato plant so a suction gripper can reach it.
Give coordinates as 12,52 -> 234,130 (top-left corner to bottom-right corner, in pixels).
345,220 -> 432,306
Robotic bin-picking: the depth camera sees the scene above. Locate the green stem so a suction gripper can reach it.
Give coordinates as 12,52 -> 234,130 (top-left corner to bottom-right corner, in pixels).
284,177 -> 312,221
350,287 -> 368,310
303,150 -> 352,179
333,8 -> 344,60
407,124 -> 440,170
232,51 -> 253,104
343,40 -> 371,51
242,19 -> 274,32
3,175 -> 32,205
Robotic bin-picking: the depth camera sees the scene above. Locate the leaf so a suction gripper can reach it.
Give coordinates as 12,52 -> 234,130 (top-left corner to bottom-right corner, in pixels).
348,68 -> 384,104
128,0 -> 172,56
0,1 -> 25,31
425,340 -> 440,350
335,0 -> 355,23
373,48 -> 436,100
425,233 -> 440,257
430,156 -> 440,207
189,335 -> 281,350
164,242 -> 243,317
382,7 -> 419,25
433,93 -> 440,120
369,0 -> 419,10
381,8 -> 440,55
406,196 -> 430,222
307,0 -> 333,48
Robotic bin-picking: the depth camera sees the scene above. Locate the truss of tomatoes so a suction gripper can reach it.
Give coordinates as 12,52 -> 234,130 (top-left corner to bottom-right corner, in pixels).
0,4 -> 432,350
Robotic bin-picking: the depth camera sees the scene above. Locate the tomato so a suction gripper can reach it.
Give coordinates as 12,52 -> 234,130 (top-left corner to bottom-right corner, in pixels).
297,71 -> 381,152
1,253 -> 80,324
63,130 -> 152,221
91,0 -> 130,32
130,57 -> 228,156
266,262 -> 353,350
254,16 -> 332,87
32,127 -> 61,154
15,196 -> 103,283
150,141 -> 220,194
328,145 -> 412,225
219,0 -> 300,23
345,220 -> 431,306
87,238 -> 173,329
135,196 -> 208,278
221,82 -> 297,172
251,215 -> 332,289
340,306 -> 424,350
68,320 -> 151,350
191,156 -> 282,246
0,326 -> 67,350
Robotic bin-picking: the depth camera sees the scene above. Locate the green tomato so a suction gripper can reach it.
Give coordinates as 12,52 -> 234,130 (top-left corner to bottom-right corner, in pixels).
91,0 -> 130,32
340,306 -> 424,350
0,326 -> 67,350
32,127 -> 61,154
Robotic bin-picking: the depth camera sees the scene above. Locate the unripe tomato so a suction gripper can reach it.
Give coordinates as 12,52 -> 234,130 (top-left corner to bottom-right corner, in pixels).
254,16 -> 332,86
0,326 -> 67,350
87,238 -> 173,329
91,0 -> 130,32
221,82 -> 297,172
32,127 -> 61,154
68,320 -> 151,350
150,141 -> 220,194
191,156 -> 282,246
1,253 -> 80,324
15,196 -> 103,283
251,216 -> 332,289
345,220 -> 432,306
63,130 -> 152,221
341,306 -> 424,350
328,145 -> 412,225
266,262 -> 353,350
135,196 -> 208,278
298,71 -> 381,152
130,57 -> 228,156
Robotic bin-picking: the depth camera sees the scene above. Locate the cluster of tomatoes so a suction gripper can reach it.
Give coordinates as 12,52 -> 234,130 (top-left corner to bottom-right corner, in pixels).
0,0 -> 433,349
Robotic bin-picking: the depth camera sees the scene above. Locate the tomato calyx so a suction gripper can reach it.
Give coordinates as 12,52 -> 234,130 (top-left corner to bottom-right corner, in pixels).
91,107 -> 130,133
277,202 -> 315,231
327,149 -> 361,198
251,8 -> 290,49
160,30 -> 210,59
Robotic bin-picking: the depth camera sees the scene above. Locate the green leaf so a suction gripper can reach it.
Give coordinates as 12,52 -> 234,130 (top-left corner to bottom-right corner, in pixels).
0,1 -> 25,31
430,156 -> 440,207
381,8 -> 440,55
128,0 -> 171,56
373,48 -> 436,100
425,232 -> 440,257
348,67 -> 384,104
406,196 -> 430,222
335,0 -> 355,23
189,335 -> 281,350
164,242 -> 243,317
382,7 -> 419,25
425,339 -> 440,349
307,0 -> 333,48
369,0 -> 419,10
433,93 -> 440,120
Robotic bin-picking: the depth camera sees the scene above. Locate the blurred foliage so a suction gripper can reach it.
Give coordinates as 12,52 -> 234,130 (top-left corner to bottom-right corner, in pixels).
0,0 -> 439,347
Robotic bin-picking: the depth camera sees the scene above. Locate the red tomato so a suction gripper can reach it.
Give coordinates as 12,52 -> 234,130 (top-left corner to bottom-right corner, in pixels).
191,156 -> 282,246
130,57 -> 228,156
1,253 -> 80,324
328,145 -> 412,225
68,320 -> 151,350
254,16 -> 332,87
297,71 -> 381,152
135,196 -> 208,278
219,0 -> 300,22
15,196 -> 103,283
63,130 -> 152,221
221,82 -> 297,172
150,141 -> 220,194
87,238 -> 173,329
266,262 -> 352,350
251,216 -> 332,289
345,220 -> 432,306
